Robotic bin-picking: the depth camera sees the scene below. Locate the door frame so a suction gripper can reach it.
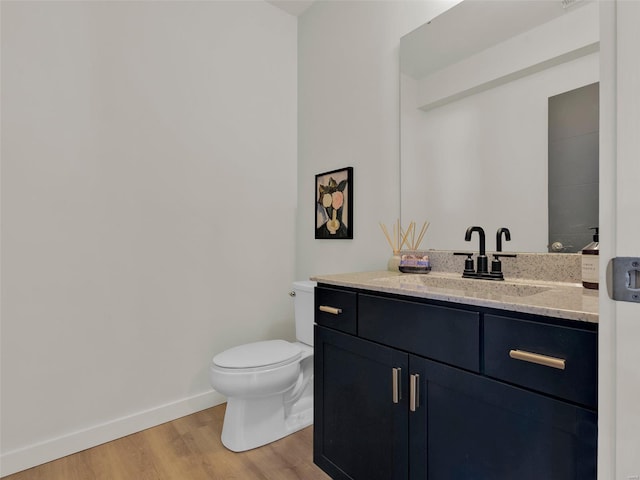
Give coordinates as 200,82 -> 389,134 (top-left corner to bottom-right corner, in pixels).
598,1 -> 640,478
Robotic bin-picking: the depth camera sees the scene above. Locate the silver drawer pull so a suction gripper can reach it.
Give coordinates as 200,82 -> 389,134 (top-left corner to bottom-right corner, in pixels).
509,349 -> 566,370
392,368 -> 401,404
319,305 -> 342,315
409,374 -> 420,412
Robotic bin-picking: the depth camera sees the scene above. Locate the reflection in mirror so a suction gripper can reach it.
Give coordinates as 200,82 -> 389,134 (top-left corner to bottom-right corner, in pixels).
400,0 -> 599,253
548,82 -> 599,253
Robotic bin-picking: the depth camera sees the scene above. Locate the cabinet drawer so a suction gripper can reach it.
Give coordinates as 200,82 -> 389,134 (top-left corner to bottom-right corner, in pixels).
315,286 -> 357,335
484,314 -> 597,408
358,294 -> 480,372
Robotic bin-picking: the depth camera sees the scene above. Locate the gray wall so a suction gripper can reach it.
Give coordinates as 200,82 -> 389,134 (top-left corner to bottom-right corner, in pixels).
548,82 -> 599,252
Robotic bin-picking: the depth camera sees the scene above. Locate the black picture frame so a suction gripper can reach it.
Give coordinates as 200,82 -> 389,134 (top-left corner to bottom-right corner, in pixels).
315,167 -> 353,239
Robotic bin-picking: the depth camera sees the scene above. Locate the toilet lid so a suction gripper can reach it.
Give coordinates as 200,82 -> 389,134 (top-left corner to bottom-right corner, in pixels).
213,340 -> 302,369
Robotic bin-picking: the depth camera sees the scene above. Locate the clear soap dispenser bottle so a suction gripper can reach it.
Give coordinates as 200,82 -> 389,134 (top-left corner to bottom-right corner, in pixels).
581,227 -> 599,290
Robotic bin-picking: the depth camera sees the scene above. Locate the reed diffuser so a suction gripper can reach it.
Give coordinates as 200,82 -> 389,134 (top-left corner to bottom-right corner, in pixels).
379,220 -> 430,271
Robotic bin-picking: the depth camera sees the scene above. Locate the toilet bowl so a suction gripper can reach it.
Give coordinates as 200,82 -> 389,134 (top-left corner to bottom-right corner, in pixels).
209,281 -> 316,452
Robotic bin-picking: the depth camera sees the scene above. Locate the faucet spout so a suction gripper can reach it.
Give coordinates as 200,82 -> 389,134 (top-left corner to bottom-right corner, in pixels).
465,226 -> 486,256
465,226 -> 488,274
496,228 -> 511,252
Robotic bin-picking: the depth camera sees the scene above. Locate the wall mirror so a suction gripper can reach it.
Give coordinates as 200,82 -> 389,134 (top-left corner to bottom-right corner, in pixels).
400,0 -> 599,253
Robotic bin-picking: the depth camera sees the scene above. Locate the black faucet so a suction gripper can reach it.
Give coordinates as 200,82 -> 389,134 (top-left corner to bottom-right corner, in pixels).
490,228 -> 517,280
496,227 -> 511,252
464,226 -> 489,276
458,226 -> 516,280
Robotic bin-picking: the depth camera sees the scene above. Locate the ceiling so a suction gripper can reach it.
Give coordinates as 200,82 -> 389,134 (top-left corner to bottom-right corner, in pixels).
401,0 -> 569,79
266,0 -> 316,17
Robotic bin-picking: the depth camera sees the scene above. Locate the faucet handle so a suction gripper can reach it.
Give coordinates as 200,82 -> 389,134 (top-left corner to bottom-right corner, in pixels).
490,253 -> 517,280
454,252 -> 475,275
494,253 -> 517,259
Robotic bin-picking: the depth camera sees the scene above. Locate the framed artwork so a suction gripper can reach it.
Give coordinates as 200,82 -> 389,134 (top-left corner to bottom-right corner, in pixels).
315,167 -> 353,239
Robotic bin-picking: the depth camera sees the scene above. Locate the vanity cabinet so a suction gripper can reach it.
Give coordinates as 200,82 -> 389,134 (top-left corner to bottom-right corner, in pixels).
314,285 -> 597,480
314,327 -> 409,479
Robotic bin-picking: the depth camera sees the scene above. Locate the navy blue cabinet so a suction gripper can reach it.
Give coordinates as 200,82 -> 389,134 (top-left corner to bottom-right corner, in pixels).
314,326 -> 408,480
313,285 -> 598,480
358,293 -> 480,372
410,357 -> 596,479
484,313 -> 598,409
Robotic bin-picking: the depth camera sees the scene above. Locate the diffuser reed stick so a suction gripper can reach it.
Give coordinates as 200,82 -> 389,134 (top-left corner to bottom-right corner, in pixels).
380,219 -> 417,253
410,221 -> 430,250
380,222 -> 394,251
400,223 -> 413,251
380,220 -> 430,251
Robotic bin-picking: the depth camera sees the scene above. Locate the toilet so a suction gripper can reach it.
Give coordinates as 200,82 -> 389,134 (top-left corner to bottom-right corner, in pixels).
209,280 -> 316,452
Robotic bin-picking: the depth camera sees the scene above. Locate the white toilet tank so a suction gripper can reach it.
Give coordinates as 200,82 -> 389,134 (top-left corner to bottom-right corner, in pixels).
293,280 -> 316,346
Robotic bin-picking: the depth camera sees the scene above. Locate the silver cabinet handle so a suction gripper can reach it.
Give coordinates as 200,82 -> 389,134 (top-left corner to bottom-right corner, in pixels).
509,349 -> 566,370
392,368 -> 401,404
409,374 -> 420,412
319,305 -> 342,315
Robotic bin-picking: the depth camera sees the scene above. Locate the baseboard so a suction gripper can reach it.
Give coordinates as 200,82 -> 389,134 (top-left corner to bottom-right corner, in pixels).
0,390 -> 226,477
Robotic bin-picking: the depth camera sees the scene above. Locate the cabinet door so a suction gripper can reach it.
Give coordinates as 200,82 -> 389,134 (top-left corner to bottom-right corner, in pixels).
314,326 -> 408,480
410,356 -> 597,480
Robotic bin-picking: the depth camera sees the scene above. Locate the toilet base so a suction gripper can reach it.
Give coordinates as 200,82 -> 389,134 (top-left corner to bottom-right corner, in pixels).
221,390 -> 313,452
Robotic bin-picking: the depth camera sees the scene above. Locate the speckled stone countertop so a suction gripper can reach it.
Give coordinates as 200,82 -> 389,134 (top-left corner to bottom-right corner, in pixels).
310,270 -> 599,324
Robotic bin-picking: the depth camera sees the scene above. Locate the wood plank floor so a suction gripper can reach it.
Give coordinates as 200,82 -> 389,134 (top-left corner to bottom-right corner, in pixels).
4,404 -> 331,480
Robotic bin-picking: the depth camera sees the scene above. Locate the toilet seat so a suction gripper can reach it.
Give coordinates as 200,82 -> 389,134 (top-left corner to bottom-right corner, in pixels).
213,340 -> 302,370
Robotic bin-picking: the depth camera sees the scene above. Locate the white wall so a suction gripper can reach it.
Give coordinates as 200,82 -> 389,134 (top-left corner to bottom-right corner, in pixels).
296,0 -> 456,280
0,1 -> 297,475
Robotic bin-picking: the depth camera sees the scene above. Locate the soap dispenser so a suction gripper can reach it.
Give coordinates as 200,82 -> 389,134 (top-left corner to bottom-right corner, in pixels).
581,227 -> 599,290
